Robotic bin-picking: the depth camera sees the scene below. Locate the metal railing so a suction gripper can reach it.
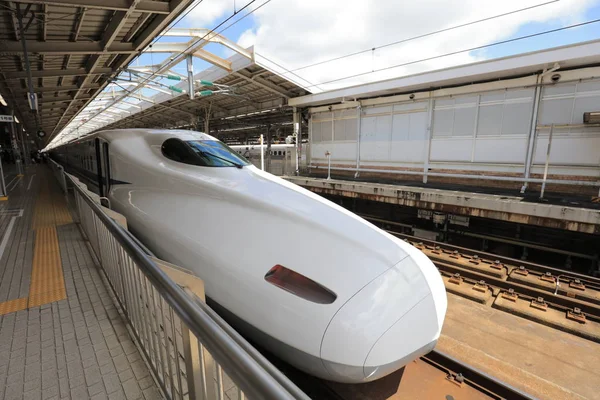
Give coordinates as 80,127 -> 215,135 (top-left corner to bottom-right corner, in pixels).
50,160 -> 309,400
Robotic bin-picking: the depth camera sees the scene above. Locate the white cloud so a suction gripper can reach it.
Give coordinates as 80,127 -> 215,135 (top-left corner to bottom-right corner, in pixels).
237,0 -> 597,91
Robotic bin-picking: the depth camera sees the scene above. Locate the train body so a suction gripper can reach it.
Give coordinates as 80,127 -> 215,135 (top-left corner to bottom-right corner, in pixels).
50,128 -> 447,383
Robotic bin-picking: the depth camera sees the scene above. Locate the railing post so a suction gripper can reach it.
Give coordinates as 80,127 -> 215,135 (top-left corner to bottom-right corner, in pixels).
201,344 -> 219,400
182,324 -> 204,400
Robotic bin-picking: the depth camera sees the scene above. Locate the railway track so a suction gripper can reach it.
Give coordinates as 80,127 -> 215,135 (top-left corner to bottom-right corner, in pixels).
280,350 -> 533,400
361,215 -> 600,342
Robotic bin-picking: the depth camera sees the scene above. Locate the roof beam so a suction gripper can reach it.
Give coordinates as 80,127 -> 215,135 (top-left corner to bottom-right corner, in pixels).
96,91 -> 155,103
234,71 -> 292,99
162,28 -> 253,60
193,49 -> 232,72
54,0 -> 195,139
40,4 -> 47,41
0,41 -> 136,54
51,0 -> 138,135
4,68 -> 113,79
7,84 -> 101,93
8,0 -> 170,14
16,95 -> 92,104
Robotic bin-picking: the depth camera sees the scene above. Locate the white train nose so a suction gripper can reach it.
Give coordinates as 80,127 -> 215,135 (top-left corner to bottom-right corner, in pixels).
320,254 -> 446,383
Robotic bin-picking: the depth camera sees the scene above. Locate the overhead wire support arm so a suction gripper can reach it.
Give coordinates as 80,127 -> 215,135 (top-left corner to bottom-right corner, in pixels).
15,4 -> 39,120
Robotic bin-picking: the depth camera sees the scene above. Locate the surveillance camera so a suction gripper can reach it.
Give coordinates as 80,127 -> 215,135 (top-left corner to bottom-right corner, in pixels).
409,93 -> 415,100
328,106 -> 333,111
551,73 -> 561,82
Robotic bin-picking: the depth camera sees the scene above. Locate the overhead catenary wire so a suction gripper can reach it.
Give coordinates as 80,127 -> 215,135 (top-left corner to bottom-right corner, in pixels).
303,17 -> 600,89
279,0 -> 560,75
256,52 -> 324,91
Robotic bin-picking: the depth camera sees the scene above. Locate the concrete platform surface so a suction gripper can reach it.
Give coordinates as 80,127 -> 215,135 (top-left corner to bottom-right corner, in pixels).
284,176 -> 600,234
0,166 -> 162,400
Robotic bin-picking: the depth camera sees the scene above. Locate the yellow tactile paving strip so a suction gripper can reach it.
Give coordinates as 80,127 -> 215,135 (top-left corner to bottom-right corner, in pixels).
29,226 -> 66,307
0,175 -> 70,315
0,297 -> 28,314
32,180 -> 73,228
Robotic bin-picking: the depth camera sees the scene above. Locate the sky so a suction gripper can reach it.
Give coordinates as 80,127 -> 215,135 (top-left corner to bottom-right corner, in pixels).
160,0 -> 600,92
56,0 -> 600,142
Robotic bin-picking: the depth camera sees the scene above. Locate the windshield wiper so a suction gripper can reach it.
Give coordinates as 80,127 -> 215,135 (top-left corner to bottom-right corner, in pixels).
199,151 -> 243,169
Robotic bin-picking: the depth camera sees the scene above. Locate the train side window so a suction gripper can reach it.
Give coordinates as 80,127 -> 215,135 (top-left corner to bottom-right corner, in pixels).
161,138 -> 198,164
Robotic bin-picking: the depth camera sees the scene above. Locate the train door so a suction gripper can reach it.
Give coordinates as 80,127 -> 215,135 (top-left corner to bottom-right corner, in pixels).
94,138 -> 104,197
98,140 -> 111,208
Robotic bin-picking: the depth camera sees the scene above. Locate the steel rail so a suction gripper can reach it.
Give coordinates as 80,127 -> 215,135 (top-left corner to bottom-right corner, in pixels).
435,260 -> 600,321
423,350 -> 536,400
404,234 -> 600,291
61,170 -> 310,400
361,215 -> 600,288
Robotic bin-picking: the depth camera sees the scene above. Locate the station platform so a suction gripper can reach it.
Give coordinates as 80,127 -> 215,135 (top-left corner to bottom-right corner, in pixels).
439,293 -> 600,400
284,176 -> 600,234
0,166 -> 161,400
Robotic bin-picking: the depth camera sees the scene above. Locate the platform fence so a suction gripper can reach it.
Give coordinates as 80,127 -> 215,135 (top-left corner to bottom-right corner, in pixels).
49,160 -> 309,400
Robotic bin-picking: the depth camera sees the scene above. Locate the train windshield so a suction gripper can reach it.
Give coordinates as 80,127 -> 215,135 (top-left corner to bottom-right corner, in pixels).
185,140 -> 250,168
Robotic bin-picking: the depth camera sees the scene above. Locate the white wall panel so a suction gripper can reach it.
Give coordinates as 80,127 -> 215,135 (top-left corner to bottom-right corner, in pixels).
477,105 -> 503,136
329,142 -> 357,161
473,137 -> 528,163
408,112 -> 428,140
573,96 -> 599,124
430,138 -> 473,162
375,115 -> 392,160
538,80 -> 600,126
501,103 -> 531,135
311,120 -> 322,143
532,136 -> 600,166
390,111 -> 428,162
453,107 -> 477,136
313,120 -> 332,142
432,109 -> 453,137
539,98 -> 573,125
391,114 -> 410,141
310,143 -> 332,160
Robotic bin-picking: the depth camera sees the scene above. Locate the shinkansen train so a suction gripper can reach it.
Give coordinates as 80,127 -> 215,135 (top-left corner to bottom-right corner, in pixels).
50,129 -> 447,383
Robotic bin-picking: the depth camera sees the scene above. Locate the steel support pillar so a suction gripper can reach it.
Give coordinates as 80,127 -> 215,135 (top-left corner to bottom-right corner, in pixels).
187,55 -> 195,100
522,74 -> 542,193
16,4 -> 38,119
293,107 -> 301,175
355,103 -> 362,178
423,96 -> 434,184
265,124 -> 272,173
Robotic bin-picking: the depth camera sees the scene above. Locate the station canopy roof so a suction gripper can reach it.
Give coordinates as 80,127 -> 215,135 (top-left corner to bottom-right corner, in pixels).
52,42 -> 313,147
29,25 -> 314,149
0,0 -> 197,145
